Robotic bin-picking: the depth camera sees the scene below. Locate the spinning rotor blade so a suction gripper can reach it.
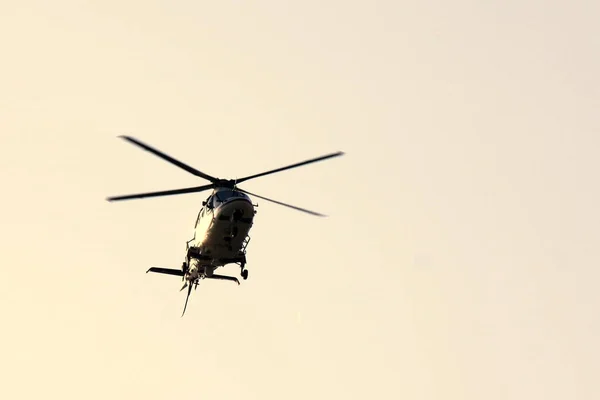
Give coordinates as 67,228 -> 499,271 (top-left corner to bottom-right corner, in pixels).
237,188 -> 326,217
119,135 -> 218,183
235,151 -> 344,184
181,282 -> 193,317
106,183 -> 215,202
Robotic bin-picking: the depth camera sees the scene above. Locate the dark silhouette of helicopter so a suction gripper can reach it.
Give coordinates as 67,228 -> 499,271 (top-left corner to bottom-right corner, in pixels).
107,136 -> 344,316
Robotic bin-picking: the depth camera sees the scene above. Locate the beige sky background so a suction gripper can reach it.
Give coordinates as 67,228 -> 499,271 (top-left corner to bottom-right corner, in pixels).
1,1 -> 599,399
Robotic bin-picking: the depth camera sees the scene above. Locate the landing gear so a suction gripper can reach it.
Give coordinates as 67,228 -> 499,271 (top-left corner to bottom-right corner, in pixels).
240,262 -> 249,280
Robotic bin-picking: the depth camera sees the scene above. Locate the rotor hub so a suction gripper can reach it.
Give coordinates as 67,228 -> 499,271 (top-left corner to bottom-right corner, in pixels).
215,179 -> 236,189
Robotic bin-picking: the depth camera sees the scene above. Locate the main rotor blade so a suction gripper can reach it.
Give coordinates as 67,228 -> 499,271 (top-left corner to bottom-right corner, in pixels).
106,183 -> 214,202
119,135 -> 218,183
237,188 -> 327,217
235,151 -> 344,184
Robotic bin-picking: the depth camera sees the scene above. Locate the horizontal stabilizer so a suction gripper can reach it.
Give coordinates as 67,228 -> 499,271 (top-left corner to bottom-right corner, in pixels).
206,274 -> 240,285
147,267 -> 184,277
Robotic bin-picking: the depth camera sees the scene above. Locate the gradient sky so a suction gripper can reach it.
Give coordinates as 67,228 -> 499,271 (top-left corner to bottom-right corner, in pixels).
1,1 -> 599,399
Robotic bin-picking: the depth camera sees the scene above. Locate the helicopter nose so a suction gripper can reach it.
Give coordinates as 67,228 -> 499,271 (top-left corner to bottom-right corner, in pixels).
216,199 -> 254,222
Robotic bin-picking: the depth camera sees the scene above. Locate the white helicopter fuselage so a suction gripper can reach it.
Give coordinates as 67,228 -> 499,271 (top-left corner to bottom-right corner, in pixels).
106,135 -> 343,315
189,188 -> 255,266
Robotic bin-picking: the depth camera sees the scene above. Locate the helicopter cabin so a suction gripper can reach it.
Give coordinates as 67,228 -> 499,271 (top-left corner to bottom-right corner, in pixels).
189,188 -> 255,260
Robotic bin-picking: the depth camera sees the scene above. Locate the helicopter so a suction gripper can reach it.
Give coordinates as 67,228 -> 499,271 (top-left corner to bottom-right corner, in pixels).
106,136 -> 344,316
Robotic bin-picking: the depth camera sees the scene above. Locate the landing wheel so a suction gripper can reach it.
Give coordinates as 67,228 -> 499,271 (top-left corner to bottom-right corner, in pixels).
241,269 -> 248,280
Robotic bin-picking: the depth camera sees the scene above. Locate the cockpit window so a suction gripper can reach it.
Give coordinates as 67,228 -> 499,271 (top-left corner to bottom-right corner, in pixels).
215,190 -> 245,202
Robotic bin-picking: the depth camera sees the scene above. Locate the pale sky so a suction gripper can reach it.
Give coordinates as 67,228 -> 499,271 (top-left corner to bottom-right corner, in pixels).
1,1 -> 599,399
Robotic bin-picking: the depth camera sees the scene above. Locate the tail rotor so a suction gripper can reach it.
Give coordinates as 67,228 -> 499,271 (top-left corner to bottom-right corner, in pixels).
181,282 -> 194,317
147,266 -> 199,317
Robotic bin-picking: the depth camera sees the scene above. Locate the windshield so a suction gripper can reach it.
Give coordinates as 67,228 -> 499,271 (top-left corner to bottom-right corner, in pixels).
215,190 -> 246,202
